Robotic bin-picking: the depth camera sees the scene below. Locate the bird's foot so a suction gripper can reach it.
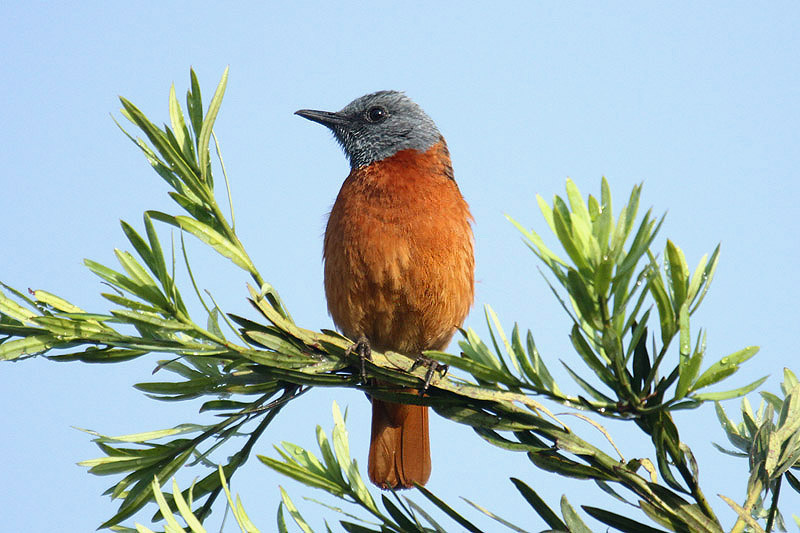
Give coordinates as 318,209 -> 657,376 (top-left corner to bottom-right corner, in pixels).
409,355 -> 448,395
345,335 -> 372,384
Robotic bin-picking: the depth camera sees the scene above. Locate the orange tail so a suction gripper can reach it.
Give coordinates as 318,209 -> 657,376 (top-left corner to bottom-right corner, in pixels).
368,397 -> 431,489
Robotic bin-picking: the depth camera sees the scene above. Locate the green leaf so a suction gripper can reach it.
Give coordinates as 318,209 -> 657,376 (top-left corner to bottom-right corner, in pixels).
243,329 -> 308,358
678,303 -> 691,359
85,426 -> 204,444
279,486 -> 314,533
783,368 -> 799,394
414,484 -> 483,533
609,183 -> 641,260
278,441 -> 326,478
459,326 -> 503,370
187,69 -> 204,141
566,179 -> 591,230
168,84 -> 195,162
474,428 -> 547,452
151,212 -> 254,273
777,385 -> 800,431
714,402 -> 751,452
760,391 -> 784,412
143,213 -> 179,309
552,199 -> 592,276
565,179 -> 600,265
101,292 -> 162,313
646,252 -> 676,344
485,305 -> 520,375
110,309 -> 188,331
785,471 -> 800,495
167,192 -> 216,225
650,420 -> 687,494
638,500 -> 688,532
461,496 -> 530,533
119,96 -> 205,200
198,66 -> 229,186
48,347 -> 148,363
665,240 -> 689,312
340,523 -> 381,533
692,346 -> 760,391
506,214 -> 567,270
0,334 -> 56,360
330,402 -> 354,478
170,478 -> 205,532
525,330 -> 560,394
616,210 -> 662,281
684,253 -> 708,308
180,215 -> 255,272
84,259 -> 164,311
259,455 -> 345,496
120,220 -> 157,279
536,194 -> 557,236
561,362 -> 614,403
676,323 -> 703,401
114,249 -> 170,309
33,316 -> 112,338
692,375 -> 768,401
316,425 -> 347,487
404,499 -> 448,533
595,177 -> 613,251
98,446 -> 194,529
560,496 -> 592,533
566,269 -> 598,327
381,495 -> 419,532
569,325 -> 616,387
435,349 -> 518,386
134,377 -> 220,397
689,244 -> 720,314
509,478 -> 566,531
528,449 -> 612,480
630,319 -> 651,393
588,193 -> 600,219
583,506 -> 669,533
593,253 -> 615,300
434,404 -> 538,432
0,289 -> 37,323
33,290 -> 85,314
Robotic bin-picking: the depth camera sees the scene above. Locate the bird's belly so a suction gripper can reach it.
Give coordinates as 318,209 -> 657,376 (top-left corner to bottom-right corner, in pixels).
324,230 -> 471,355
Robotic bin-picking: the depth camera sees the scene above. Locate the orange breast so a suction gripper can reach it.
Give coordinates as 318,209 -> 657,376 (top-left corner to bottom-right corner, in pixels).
323,139 -> 474,355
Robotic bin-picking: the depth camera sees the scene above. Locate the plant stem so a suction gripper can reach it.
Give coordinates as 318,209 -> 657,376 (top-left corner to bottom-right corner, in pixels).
765,475 -> 781,532
731,475 -> 764,533
665,442 -> 719,526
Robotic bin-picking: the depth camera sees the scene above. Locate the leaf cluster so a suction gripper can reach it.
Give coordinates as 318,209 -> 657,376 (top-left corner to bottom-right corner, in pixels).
0,69 -> 792,533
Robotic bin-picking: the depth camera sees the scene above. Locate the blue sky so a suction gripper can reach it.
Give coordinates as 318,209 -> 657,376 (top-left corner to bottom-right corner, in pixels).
2,2 -> 799,531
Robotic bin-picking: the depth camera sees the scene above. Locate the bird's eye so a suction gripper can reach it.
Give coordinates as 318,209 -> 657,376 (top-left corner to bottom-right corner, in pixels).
366,106 -> 388,123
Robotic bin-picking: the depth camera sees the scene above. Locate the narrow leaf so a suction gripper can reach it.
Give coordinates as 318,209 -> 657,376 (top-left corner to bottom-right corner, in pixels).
198,67 -> 229,185
583,506 -> 669,533
560,496 -> 592,533
509,478 -> 566,531
0,335 -> 55,360
692,375 -> 768,401
693,346 -> 760,391
414,484 -> 483,533
665,240 -> 689,312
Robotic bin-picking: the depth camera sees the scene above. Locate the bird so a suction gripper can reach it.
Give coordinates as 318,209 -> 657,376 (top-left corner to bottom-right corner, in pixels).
296,91 -> 474,489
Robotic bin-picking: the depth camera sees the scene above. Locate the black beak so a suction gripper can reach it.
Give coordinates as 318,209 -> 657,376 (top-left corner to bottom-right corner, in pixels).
295,109 -> 349,129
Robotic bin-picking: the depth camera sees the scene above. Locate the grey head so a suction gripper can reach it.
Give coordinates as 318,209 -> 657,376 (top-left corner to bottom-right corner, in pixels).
295,91 -> 441,169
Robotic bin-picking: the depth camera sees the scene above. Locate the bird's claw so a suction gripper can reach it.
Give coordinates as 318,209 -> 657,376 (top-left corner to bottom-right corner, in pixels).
410,355 -> 448,395
345,335 -> 372,384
